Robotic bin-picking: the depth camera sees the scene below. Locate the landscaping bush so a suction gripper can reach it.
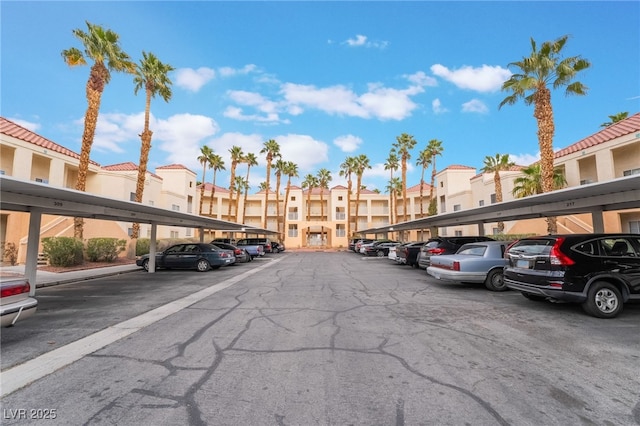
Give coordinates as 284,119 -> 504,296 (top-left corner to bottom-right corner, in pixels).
42,237 -> 83,267
2,242 -> 18,266
136,238 -> 150,257
86,237 -> 126,262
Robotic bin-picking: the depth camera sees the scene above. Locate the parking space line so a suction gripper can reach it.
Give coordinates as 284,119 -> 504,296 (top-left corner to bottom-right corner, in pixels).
0,257 -> 283,397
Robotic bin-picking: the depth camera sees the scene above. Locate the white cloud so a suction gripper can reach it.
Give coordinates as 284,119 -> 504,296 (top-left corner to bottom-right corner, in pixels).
334,134 -> 362,152
404,71 -> 438,87
217,64 -> 257,77
343,34 -> 389,49
154,114 -> 221,168
509,153 -> 540,166
174,67 -> 216,92
7,117 -> 40,132
431,64 -> 511,92
432,98 -> 448,114
277,134 -> 329,171
280,82 -> 420,121
462,99 -> 489,114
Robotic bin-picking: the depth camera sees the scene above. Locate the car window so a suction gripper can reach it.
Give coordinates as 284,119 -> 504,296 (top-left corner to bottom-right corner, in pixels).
573,240 -> 599,256
457,245 -> 487,256
508,239 -> 553,255
601,238 -> 637,257
165,245 -> 185,254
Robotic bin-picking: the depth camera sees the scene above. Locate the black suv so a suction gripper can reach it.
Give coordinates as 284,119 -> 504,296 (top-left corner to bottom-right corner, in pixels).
417,236 -> 495,269
504,234 -> 640,318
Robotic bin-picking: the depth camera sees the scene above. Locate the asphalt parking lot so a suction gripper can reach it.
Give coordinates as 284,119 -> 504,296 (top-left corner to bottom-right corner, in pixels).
1,252 -> 639,425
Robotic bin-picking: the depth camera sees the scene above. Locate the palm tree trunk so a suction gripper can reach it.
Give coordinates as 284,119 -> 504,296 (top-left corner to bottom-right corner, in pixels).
534,85 -> 558,233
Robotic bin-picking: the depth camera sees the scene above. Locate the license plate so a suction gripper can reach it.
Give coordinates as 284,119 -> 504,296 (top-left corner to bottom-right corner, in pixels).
516,259 -> 530,268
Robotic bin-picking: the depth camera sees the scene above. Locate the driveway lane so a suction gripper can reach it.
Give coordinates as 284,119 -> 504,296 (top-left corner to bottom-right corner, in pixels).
1,252 -> 638,425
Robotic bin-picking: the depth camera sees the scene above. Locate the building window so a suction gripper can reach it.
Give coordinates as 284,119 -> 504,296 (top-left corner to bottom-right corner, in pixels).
288,207 -> 298,220
127,227 -> 133,236
630,220 -> 640,234
479,200 -> 485,207
490,194 -> 496,204
291,196 -> 296,201
623,168 -> 640,176
190,181 -> 193,187
186,228 -> 192,237
130,192 -> 136,201
170,231 -> 179,238
172,204 -> 180,211
35,178 -> 49,184
454,230 -> 462,236
288,224 -> 298,237
338,196 -> 343,201
440,182 -> 444,187
492,227 -> 500,235
336,224 -> 346,237
149,200 -> 154,206
453,204 -> 461,212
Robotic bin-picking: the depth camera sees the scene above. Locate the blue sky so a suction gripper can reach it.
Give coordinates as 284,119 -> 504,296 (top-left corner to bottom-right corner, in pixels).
2,1 -> 639,193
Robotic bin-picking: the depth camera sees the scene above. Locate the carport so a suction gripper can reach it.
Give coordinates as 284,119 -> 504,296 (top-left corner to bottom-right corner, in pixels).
359,173 -> 640,236
0,175 -> 274,295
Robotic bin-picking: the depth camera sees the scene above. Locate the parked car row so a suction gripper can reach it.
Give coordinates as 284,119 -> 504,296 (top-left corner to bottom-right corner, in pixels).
136,238 -> 285,272
350,233 -> 640,319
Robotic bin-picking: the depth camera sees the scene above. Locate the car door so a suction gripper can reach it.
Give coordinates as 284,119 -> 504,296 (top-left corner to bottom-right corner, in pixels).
598,236 -> 640,293
161,244 -> 188,269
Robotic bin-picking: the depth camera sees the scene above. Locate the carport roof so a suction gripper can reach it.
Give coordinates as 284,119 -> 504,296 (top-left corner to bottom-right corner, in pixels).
359,174 -> 640,234
0,175 -> 273,233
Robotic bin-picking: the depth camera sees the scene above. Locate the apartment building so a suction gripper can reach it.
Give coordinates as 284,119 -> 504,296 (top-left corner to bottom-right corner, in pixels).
1,113 -> 639,263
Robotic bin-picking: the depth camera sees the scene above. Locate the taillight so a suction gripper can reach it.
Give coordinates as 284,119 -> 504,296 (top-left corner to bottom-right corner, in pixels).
1,282 -> 30,297
234,249 -> 242,255
453,261 -> 460,271
429,248 -> 445,255
549,238 -> 575,266
404,248 -> 409,255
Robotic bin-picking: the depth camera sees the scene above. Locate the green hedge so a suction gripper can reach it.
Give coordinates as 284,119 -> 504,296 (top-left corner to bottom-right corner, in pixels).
86,238 -> 126,262
42,237 -> 84,267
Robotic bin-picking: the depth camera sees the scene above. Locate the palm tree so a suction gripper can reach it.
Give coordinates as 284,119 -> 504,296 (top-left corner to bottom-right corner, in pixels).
499,35 -> 590,233
234,176 -> 248,222
241,153 -> 259,222
302,173 -> 318,245
197,145 -> 214,215
317,168 -> 332,246
273,158 -> 287,240
208,154 -> 225,216
384,150 -> 399,224
260,139 -> 281,229
353,154 -> 371,232
282,161 -> 299,242
481,153 -> 516,233
339,156 -> 357,238
512,163 -> 567,198
130,51 -> 174,239
426,139 -> 444,215
393,133 -> 417,221
415,147 -> 432,218
62,21 -> 135,238
600,112 -> 629,128
389,177 -> 403,235
227,146 -> 244,221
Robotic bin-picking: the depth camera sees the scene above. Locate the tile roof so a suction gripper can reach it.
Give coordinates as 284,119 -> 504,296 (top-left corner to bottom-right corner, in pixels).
102,162 -> 162,180
406,182 -> 432,193
555,112 -> 640,158
199,182 -> 230,193
156,163 -> 196,174
0,117 -> 100,166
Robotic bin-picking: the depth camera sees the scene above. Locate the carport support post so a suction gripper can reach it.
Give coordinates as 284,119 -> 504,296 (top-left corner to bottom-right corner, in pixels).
477,222 -> 485,236
149,223 -> 157,273
591,209 -> 605,233
25,208 -> 42,296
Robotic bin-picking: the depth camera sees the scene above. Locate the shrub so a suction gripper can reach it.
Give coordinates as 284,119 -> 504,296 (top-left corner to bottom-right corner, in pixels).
2,242 -> 18,266
136,238 -> 150,257
86,238 -> 126,262
42,237 -> 83,267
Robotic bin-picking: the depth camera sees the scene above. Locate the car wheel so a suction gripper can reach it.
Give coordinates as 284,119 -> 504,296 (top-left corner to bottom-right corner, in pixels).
484,269 -> 507,291
376,250 -> 385,257
196,259 -> 211,272
141,258 -> 150,272
521,292 -> 546,302
582,281 -> 623,319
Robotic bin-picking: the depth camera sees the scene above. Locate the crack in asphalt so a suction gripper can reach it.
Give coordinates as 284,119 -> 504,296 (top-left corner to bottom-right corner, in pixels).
83,253 -> 509,425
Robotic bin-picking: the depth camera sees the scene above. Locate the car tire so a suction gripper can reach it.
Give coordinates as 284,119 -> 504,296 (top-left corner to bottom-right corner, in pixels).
521,292 -> 546,302
196,259 -> 211,272
376,250 -> 385,257
141,258 -> 150,272
582,281 -> 623,319
484,269 -> 507,292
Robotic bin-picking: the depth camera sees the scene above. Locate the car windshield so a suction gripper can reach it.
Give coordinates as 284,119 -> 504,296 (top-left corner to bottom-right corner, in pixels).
509,239 -> 553,255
